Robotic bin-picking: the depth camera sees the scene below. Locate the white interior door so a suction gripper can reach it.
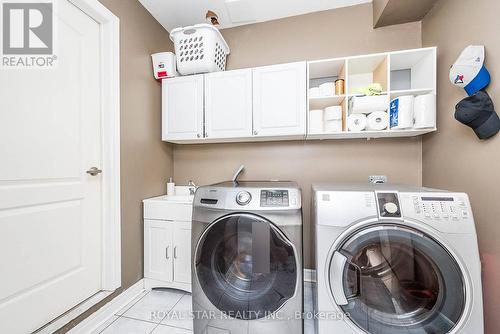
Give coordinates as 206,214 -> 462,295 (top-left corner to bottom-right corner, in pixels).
205,69 -> 253,139
0,1 -> 103,333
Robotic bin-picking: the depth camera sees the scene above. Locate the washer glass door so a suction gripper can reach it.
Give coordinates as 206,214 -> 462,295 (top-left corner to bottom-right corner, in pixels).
195,213 -> 297,320
329,224 -> 466,333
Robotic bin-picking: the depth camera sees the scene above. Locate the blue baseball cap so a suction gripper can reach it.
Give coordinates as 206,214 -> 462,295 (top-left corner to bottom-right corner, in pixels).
449,45 -> 491,96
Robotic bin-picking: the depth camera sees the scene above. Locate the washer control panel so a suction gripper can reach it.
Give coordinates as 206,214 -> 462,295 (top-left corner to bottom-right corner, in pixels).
260,190 -> 290,207
411,195 -> 470,222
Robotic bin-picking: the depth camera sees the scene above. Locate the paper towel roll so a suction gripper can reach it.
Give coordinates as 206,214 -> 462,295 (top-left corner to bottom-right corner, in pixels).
390,95 -> 415,129
309,87 -> 320,98
348,114 -> 367,131
414,94 -> 436,129
319,82 -> 335,96
350,95 -> 389,114
324,106 -> 343,120
367,111 -> 389,131
309,109 -> 324,133
324,120 -> 342,133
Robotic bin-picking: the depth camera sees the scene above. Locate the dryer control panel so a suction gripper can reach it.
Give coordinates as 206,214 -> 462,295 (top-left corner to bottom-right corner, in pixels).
411,195 -> 470,221
400,192 -> 476,234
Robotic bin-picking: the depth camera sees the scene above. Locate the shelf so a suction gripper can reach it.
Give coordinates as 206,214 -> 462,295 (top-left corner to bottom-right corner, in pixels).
306,128 -> 437,140
309,95 -> 345,109
348,54 -> 388,95
390,47 -> 436,91
390,88 -> 435,98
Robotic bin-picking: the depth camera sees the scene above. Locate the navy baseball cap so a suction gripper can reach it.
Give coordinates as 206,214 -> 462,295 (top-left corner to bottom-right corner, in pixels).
455,90 -> 500,139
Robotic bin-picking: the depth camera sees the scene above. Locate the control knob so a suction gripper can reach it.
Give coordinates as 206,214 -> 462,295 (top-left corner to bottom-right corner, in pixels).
384,202 -> 399,214
236,191 -> 252,205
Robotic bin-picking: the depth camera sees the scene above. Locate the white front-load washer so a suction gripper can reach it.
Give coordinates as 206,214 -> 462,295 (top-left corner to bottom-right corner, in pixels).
312,183 -> 483,334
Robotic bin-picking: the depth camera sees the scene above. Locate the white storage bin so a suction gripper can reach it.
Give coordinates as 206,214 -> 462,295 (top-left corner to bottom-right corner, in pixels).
151,52 -> 178,79
170,24 -> 230,75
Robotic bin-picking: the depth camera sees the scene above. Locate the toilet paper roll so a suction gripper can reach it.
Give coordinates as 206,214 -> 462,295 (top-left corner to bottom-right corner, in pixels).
324,106 -> 343,120
350,95 -> 389,114
366,111 -> 389,131
309,109 -> 324,133
319,82 -> 335,96
309,87 -> 320,98
414,94 -> 436,129
348,114 -> 367,131
390,95 -> 415,129
324,120 -> 342,133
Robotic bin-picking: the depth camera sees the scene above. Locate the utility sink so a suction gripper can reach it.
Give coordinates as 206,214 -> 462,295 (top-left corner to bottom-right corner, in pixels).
165,185 -> 195,202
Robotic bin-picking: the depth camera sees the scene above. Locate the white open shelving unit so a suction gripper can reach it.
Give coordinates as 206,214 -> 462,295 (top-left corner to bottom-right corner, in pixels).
307,47 -> 437,140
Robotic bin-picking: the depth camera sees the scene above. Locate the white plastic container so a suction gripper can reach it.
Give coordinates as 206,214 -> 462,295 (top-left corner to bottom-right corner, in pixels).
151,52 -> 178,79
170,24 -> 230,75
324,106 -> 343,133
309,109 -> 324,133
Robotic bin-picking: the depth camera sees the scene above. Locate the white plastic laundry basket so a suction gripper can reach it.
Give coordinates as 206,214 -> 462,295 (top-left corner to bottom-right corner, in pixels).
170,24 -> 230,75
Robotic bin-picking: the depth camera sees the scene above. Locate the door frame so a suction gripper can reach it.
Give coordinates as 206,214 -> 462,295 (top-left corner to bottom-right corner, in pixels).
69,0 -> 121,291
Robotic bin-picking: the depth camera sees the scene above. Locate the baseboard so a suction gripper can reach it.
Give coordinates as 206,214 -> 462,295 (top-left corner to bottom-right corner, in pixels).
304,269 -> 316,283
68,279 -> 145,334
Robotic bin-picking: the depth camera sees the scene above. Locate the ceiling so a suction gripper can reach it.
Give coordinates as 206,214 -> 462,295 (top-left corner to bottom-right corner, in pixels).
138,0 -> 372,32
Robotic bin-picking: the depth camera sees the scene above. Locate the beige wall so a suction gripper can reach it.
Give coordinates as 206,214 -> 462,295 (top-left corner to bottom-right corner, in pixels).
100,0 -> 174,291
57,1 -> 173,331
422,1 -> 500,332
173,3 -> 423,269
373,0 -> 438,28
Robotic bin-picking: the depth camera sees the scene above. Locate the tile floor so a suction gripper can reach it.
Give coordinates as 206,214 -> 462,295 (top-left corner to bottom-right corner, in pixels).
93,283 -> 315,334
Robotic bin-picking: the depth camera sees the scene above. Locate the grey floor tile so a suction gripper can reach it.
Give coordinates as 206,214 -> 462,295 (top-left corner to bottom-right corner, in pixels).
161,293 -> 193,330
100,317 -> 156,334
152,324 -> 193,334
122,289 -> 185,324
90,315 -> 118,334
116,290 -> 149,316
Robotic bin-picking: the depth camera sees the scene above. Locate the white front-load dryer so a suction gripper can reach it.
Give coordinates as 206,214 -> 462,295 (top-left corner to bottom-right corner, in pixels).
312,183 -> 483,334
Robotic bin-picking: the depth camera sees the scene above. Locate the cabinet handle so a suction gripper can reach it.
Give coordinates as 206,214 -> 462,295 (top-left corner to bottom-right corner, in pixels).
205,133 -> 208,138
173,246 -> 177,259
197,133 -> 201,138
253,130 -> 258,135
165,246 -> 169,259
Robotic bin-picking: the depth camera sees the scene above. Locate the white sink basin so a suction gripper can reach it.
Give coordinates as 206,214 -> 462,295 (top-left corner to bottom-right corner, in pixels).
165,185 -> 195,202
165,195 -> 193,202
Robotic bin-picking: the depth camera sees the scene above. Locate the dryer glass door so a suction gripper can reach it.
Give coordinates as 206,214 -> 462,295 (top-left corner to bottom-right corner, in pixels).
329,224 -> 466,334
195,213 -> 297,320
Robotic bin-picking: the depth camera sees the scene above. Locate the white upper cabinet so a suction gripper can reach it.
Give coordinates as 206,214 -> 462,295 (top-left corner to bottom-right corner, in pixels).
204,69 -> 253,139
162,75 -> 204,141
252,62 -> 307,138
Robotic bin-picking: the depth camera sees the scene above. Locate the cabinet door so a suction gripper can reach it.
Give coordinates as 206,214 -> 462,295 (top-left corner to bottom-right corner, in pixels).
144,220 -> 173,282
205,69 -> 253,139
252,62 -> 307,137
162,75 -> 204,141
173,224 -> 192,285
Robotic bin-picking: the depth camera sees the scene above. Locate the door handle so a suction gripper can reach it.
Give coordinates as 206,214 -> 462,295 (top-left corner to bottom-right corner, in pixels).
330,252 -> 349,305
173,246 -> 177,259
86,167 -> 102,176
165,246 -> 169,259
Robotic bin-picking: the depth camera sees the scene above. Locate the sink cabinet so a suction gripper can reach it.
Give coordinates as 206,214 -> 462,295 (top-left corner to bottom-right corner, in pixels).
143,196 -> 193,292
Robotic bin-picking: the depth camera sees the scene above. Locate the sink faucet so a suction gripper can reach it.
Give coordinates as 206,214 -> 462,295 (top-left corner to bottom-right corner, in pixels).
188,180 -> 196,196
